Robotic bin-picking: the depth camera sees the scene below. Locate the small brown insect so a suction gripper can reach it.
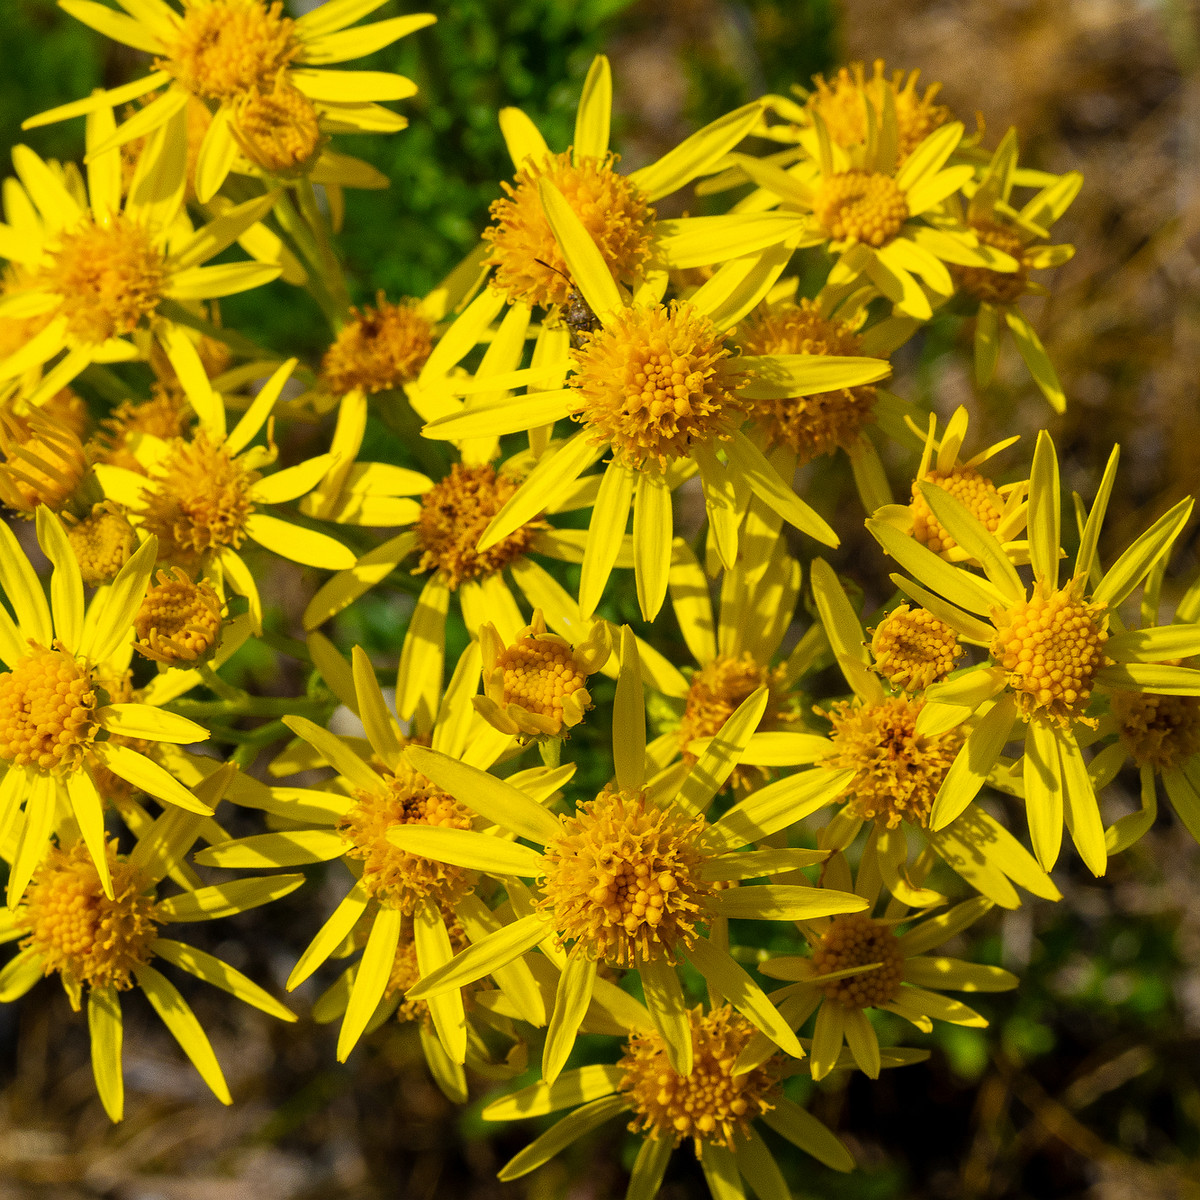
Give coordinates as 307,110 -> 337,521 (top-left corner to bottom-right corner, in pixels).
535,259 -> 601,349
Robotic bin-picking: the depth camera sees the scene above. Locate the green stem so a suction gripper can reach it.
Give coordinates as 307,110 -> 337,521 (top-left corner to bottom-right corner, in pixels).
271,191 -> 343,329
296,178 -> 351,320
167,695 -> 334,721
538,738 -> 562,769
198,662 -> 246,703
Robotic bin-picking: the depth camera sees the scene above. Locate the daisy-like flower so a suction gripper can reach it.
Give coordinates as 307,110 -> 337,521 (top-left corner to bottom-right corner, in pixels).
872,405 -> 1029,564
475,607 -> 611,742
421,182 -> 890,620
727,109 -> 1018,322
192,637 -> 537,1067
759,848 -> 1016,1081
131,567 -> 224,665
0,405 -> 91,517
301,444 -> 625,727
867,434 -> 1200,875
0,509 -> 217,906
478,1002 -> 855,1199
0,109 -> 282,406
949,129 -> 1082,413
0,770 -> 303,1121
94,358 -> 354,627
389,628 -> 867,1083
732,281 -> 925,512
750,61 -> 954,167
25,0 -> 435,203
479,54 -> 808,316
1081,562 -> 1200,853
724,556 -> 1059,911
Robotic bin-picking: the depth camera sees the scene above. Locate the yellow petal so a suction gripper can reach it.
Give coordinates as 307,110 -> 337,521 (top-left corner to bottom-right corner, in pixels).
632,471 -> 673,621
166,261 -> 283,300
152,938 -> 296,1022
405,744 -> 561,845
87,985 -> 125,1122
387,825 -> 544,876
90,742 -> 213,815
538,178 -> 623,319
414,900 -> 467,1063
395,573 -> 449,724
498,105 -> 551,171
96,703 -> 207,745
638,955 -> 692,1075
629,101 -> 764,201
22,70 -> 171,132
288,882 -> 369,989
134,963 -> 232,1103
192,105 -> 237,205
291,68 -> 417,102
573,56 -> 611,159
337,905 -> 402,1061
155,874 -> 306,923
245,514 -> 355,570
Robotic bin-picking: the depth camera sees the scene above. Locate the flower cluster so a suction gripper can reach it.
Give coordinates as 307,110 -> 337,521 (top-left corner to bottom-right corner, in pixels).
0,11 -> 1195,1200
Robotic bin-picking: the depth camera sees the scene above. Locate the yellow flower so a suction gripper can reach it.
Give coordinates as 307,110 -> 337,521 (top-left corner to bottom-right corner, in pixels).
132,567 -> 224,666
730,556 -> 1059,912
867,432 -> 1200,876
478,55 -> 794,313
1084,572 -> 1200,855
25,0 -> 435,203
320,293 -> 436,398
723,106 -> 1020,322
193,636 -> 523,1065
949,129 -> 1082,412
94,359 -> 354,629
301,446 -> 619,726
420,179 -> 890,620
872,405 -> 1029,564
0,405 -> 89,516
799,61 -> 954,162
760,848 -> 1016,1081
731,282 -> 927,512
660,536 -> 806,794
389,629 -> 866,1083
475,607 -> 611,741
0,114 -> 283,407
0,767 -> 300,1121
480,1004 -> 856,1196
0,508 -> 219,907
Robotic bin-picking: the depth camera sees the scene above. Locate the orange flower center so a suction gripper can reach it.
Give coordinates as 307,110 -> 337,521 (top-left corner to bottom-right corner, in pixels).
570,302 -> 748,469
483,150 -> 654,308
0,645 -> 98,772
338,767 -> 475,913
39,214 -> 165,345
812,170 -> 908,246
618,1006 -> 779,1152
826,694 -> 964,828
162,0 -> 300,103
737,299 -> 879,460
870,604 -> 963,692
414,463 -> 545,589
811,913 -> 905,1008
17,839 -> 158,991
540,788 -> 714,966
991,583 -> 1110,726
320,294 -> 435,396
